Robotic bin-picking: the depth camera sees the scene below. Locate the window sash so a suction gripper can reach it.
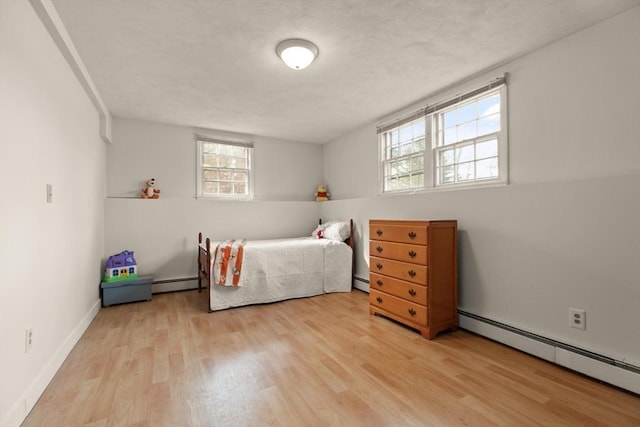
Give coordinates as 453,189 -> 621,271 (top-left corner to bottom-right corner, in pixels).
197,138 -> 253,199
434,134 -> 501,186
380,117 -> 426,193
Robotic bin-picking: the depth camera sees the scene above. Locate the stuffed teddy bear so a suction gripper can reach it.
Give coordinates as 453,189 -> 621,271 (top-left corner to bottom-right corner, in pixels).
315,184 -> 330,202
141,178 -> 160,199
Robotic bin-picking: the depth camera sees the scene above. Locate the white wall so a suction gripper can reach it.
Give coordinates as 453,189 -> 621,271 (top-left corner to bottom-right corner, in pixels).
0,2 -> 106,426
321,7 -> 640,367
105,118 -> 324,290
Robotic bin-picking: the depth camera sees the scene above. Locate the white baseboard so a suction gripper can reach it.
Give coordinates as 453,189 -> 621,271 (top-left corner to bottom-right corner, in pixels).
0,299 -> 101,427
459,312 -> 640,395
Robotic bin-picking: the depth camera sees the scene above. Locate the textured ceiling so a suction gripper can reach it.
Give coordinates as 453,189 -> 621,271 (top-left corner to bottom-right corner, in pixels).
51,0 -> 639,144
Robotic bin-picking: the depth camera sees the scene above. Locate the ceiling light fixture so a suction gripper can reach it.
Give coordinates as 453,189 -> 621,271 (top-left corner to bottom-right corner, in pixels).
276,39 -> 319,70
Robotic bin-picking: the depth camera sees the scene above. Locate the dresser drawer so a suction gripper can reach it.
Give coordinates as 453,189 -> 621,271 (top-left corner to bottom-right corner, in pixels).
369,241 -> 428,265
369,273 -> 427,305
369,223 -> 428,245
370,289 -> 428,325
370,256 -> 427,285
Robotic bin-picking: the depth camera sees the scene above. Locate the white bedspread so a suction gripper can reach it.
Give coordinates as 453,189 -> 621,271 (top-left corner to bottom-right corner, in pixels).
206,237 -> 352,311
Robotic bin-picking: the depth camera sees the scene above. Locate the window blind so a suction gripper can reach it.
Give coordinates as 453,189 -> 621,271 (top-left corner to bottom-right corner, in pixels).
376,74 -> 507,135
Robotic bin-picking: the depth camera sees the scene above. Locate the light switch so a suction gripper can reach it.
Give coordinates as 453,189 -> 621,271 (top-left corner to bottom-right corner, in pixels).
46,184 -> 53,203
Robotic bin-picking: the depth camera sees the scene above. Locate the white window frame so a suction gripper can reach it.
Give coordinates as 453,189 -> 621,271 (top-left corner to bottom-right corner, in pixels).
379,117 -> 426,193
378,77 -> 508,193
196,136 -> 254,200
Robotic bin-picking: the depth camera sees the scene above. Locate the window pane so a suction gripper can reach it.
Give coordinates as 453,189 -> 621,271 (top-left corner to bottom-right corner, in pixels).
476,139 -> 498,159
443,110 -> 456,129
410,155 -> 423,171
412,121 -> 425,139
399,124 -> 412,142
232,146 -> 246,157
233,171 -> 247,182
458,121 -> 477,141
476,157 -> 498,179
440,166 -> 455,184
202,142 -> 216,154
439,149 -> 454,166
397,175 -> 410,190
410,173 -> 424,187
457,162 -> 475,181
385,176 -> 397,192
219,170 -> 233,181
219,182 -> 233,194
399,142 -> 414,157
203,181 -> 218,194
397,159 -> 410,174
478,94 -> 500,117
233,183 -> 247,194
390,130 -> 398,145
203,169 -> 218,180
387,161 -> 398,176
456,145 -> 474,163
477,114 -> 500,137
203,154 -> 218,167
443,127 -> 456,145
457,102 -> 476,124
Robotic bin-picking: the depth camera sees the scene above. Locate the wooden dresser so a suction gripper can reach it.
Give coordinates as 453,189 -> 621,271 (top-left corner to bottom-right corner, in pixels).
369,219 -> 458,339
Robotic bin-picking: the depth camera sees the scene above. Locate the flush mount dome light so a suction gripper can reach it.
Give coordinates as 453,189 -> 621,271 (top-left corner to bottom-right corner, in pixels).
276,39 -> 319,70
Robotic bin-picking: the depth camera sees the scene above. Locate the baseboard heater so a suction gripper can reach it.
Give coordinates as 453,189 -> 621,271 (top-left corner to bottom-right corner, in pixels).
353,275 -> 369,292
353,276 -> 369,284
458,310 -> 640,394
151,276 -> 198,293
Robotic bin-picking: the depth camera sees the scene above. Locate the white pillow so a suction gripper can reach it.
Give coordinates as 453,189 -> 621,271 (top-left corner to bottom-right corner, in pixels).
323,221 -> 350,241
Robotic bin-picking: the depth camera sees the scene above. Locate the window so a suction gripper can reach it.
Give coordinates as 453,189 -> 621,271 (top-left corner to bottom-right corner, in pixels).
380,118 -> 426,192
435,90 -> 502,185
379,76 -> 507,193
197,137 -> 253,199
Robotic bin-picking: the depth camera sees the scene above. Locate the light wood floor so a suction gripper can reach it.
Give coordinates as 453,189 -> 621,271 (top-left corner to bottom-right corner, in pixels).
23,290 -> 639,426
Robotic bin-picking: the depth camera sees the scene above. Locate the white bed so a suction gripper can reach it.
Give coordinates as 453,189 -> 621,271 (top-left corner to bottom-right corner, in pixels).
198,220 -> 354,311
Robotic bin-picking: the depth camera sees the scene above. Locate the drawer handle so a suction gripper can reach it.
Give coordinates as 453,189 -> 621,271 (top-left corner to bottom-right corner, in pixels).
408,289 -> 416,297
376,263 -> 383,270
376,246 -> 383,253
408,250 -> 416,258
408,231 -> 417,239
376,296 -> 383,304
408,308 -> 416,317
376,279 -> 383,286
408,270 -> 416,278
376,229 -> 383,236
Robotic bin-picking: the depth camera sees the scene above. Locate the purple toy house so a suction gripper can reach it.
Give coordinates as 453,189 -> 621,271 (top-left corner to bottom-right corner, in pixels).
104,250 -> 138,282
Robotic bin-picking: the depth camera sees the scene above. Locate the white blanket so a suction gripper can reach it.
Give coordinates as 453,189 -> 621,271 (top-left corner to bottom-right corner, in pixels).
206,237 -> 352,311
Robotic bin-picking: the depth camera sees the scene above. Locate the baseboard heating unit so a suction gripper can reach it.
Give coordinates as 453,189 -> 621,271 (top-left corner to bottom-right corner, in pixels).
353,275 -> 369,292
458,310 -> 640,395
151,277 -> 198,293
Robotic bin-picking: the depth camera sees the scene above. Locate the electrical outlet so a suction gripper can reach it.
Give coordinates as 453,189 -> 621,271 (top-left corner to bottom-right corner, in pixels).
25,328 -> 33,353
569,308 -> 586,330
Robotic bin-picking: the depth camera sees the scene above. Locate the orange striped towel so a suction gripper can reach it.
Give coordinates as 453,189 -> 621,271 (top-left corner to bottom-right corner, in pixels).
213,239 -> 247,286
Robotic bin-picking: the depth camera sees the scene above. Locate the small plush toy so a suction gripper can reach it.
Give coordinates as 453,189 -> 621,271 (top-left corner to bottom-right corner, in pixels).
315,184 -> 330,202
141,178 -> 160,199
